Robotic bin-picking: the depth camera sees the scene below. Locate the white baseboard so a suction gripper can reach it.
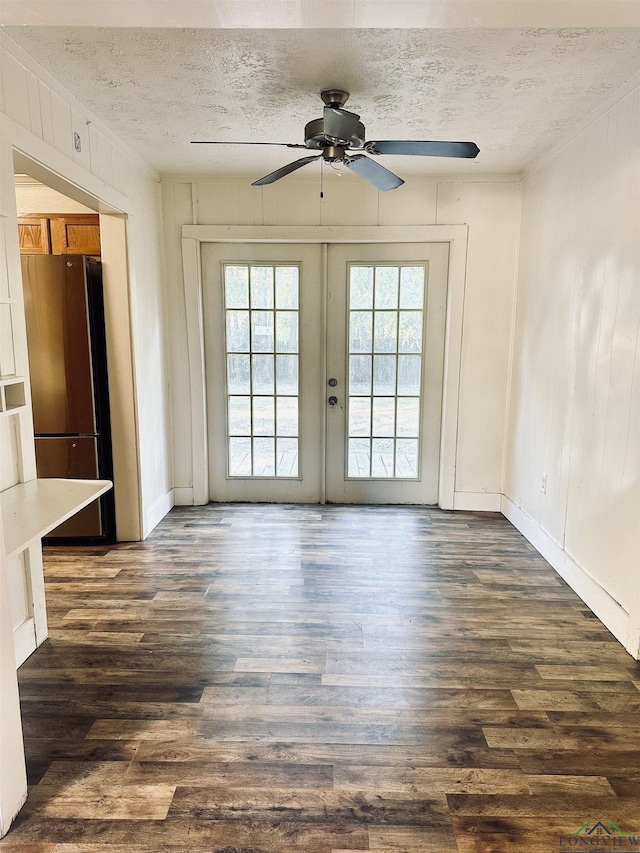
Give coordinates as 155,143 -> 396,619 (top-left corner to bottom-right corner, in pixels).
501,495 -> 632,652
173,487 -> 195,506
13,618 -> 36,668
453,492 -> 502,512
145,489 -> 174,536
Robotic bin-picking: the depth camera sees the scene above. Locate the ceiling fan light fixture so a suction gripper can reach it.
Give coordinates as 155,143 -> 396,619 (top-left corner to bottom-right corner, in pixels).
322,145 -> 347,162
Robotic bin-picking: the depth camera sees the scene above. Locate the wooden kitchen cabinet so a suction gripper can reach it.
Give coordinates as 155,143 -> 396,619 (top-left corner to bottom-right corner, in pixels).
17,217 -> 51,254
19,214 -> 100,257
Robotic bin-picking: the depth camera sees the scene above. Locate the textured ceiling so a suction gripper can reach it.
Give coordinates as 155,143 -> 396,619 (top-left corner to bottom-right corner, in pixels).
5,26 -> 640,178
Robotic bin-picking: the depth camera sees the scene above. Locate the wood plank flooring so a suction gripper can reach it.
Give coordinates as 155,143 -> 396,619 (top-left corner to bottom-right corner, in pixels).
3,504 -> 640,852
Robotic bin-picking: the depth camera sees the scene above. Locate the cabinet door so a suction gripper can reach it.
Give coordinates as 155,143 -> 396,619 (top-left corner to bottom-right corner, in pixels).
50,215 -> 101,256
18,217 -> 51,254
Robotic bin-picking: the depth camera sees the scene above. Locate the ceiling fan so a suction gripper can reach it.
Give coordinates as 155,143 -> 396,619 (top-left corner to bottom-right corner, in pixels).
192,89 -> 479,192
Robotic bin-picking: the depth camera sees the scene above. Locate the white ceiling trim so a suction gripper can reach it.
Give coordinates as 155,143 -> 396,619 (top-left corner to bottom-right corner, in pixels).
2,0 -> 640,28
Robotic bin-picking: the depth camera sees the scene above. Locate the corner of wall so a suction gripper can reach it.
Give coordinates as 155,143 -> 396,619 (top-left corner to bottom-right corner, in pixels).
500,179 -> 524,497
501,495 -> 631,650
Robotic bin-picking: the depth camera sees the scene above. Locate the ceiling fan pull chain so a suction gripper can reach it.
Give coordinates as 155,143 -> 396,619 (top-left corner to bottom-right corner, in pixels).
320,157 -> 324,199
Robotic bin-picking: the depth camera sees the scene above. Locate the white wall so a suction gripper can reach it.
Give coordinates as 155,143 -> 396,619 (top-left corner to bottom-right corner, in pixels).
503,79 -> 640,657
15,182 -> 94,214
162,175 -> 521,507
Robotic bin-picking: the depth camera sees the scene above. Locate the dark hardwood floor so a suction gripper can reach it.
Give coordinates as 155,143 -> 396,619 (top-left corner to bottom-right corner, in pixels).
3,504 -> 640,852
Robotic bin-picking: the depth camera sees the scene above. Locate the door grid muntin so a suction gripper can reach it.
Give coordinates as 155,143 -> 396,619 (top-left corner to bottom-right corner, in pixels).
223,263 -> 300,478
346,262 -> 427,479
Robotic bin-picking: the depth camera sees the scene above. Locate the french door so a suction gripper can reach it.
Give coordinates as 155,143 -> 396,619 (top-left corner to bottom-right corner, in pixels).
201,241 -> 448,504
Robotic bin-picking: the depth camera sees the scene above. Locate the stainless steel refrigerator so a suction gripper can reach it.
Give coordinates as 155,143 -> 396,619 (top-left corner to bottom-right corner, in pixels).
22,254 -> 116,541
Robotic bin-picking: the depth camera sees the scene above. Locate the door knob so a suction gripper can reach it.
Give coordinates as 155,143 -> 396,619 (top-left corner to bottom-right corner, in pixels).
328,396 -> 338,406
328,378 -> 338,387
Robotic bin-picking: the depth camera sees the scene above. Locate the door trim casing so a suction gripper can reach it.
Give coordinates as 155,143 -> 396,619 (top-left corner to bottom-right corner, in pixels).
181,224 -> 469,509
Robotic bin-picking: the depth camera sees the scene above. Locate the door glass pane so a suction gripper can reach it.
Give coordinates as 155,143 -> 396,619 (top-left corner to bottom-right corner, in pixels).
348,438 -> 371,477
276,267 -> 299,309
397,355 -> 421,395
398,311 -> 423,353
252,354 -> 274,394
374,312 -> 397,352
347,263 -> 426,480
225,266 -> 249,308
400,267 -> 425,309
228,396 -> 251,435
277,438 -> 298,476
371,438 -> 394,477
349,355 -> 372,395
395,439 -> 419,477
229,437 -> 252,476
396,397 -> 420,437
349,398 -> 371,437
250,266 -> 274,309
253,396 -> 275,436
349,311 -> 373,353
253,437 -> 275,476
374,266 -> 399,309
276,312 -> 298,353
224,264 -> 299,477
372,397 -> 395,436
227,354 -> 250,394
276,396 -> 298,436
251,310 -> 275,353
350,267 -> 373,309
227,311 -> 250,352
276,355 -> 298,395
373,355 -> 396,395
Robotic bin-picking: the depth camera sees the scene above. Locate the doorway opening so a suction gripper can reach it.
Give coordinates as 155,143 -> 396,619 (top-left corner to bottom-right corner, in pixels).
12,151 -> 141,542
16,174 -> 115,542
202,241 -> 449,505
181,224 -> 468,509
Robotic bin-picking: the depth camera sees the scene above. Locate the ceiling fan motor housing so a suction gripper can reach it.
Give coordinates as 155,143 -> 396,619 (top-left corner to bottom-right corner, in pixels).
304,118 -> 366,151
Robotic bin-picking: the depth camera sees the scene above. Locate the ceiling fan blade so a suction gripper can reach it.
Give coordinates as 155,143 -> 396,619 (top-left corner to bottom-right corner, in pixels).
251,155 -> 321,186
323,106 -> 361,142
191,140 -> 307,148
368,140 -> 480,159
346,154 -> 404,192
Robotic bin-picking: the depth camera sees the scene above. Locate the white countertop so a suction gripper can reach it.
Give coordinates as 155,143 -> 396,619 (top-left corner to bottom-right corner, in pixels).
1,478 -> 112,557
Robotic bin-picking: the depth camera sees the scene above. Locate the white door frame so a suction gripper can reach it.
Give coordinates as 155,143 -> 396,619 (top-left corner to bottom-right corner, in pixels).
181,224 -> 468,509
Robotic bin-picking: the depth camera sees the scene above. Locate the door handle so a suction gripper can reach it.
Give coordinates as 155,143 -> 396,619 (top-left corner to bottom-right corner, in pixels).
328,396 -> 338,406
